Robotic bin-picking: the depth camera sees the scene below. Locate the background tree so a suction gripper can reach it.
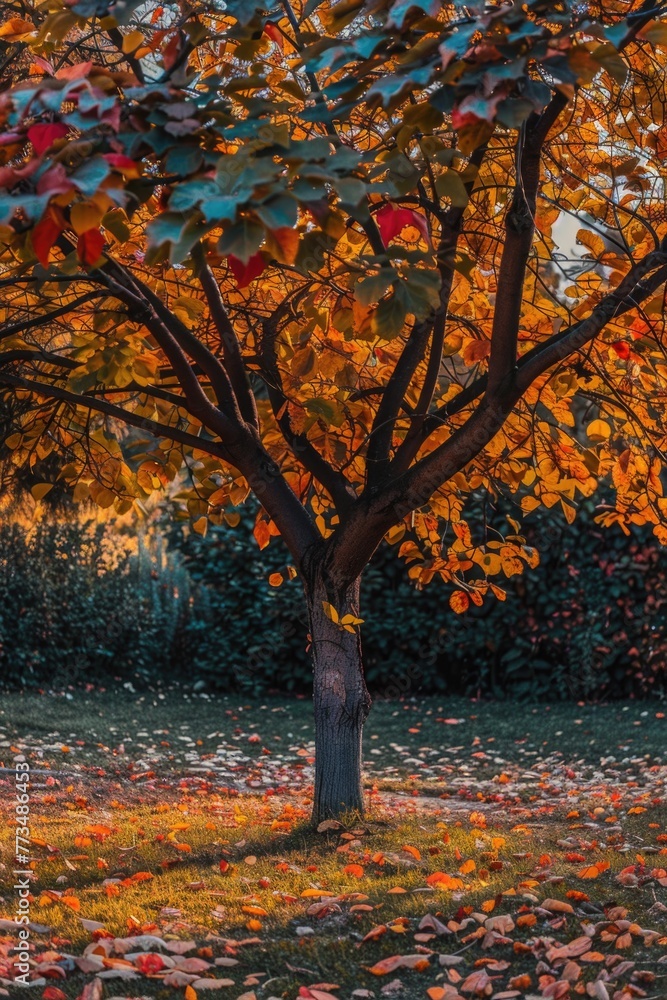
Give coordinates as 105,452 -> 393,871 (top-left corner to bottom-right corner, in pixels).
1,0 -> 667,819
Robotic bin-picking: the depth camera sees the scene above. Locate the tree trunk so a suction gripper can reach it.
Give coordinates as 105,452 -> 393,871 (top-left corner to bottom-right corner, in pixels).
307,573 -> 371,823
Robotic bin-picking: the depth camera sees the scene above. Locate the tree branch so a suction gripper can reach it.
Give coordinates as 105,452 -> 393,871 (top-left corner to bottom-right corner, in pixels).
0,370 -> 229,458
325,252 -> 667,586
515,253 -> 667,391
196,251 -> 259,428
99,258 -> 243,427
0,292 -> 105,342
486,93 -> 568,397
257,311 -> 356,513
365,316 -> 433,484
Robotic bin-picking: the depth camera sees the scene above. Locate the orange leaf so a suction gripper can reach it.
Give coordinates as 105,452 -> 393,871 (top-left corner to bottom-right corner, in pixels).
368,954 -> 431,975
344,864 -> 364,878
449,590 -> 469,614
578,860 -> 610,879
426,872 -> 464,890
266,226 -> 300,264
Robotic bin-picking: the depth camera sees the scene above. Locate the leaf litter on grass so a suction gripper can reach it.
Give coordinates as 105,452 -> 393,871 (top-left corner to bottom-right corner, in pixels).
0,694 -> 665,999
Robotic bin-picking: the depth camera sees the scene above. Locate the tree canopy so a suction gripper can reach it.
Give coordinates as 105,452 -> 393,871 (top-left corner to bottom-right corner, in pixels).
1,0 -> 667,604
3,0 -> 667,817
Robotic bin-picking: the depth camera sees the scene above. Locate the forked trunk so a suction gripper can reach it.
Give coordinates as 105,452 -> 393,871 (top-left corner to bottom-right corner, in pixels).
307,573 -> 371,823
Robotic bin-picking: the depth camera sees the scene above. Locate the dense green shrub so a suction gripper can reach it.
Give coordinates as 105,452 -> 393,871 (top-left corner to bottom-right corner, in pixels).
171,501 -> 667,701
1,501 -> 665,700
0,517 -> 190,688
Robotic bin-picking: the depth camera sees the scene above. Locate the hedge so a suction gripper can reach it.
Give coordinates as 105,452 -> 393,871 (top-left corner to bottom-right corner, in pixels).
0,502 -> 665,700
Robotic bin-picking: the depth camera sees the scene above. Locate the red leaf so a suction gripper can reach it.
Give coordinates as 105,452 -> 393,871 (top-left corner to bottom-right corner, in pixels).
134,952 -> 166,975
228,252 -> 266,288
42,989 -> 67,1000
376,203 -> 429,247
451,108 -> 484,131
27,122 -> 68,155
611,340 -> 630,359
32,211 -> 64,267
264,23 -> 284,48
103,153 -> 137,170
76,228 -> 105,266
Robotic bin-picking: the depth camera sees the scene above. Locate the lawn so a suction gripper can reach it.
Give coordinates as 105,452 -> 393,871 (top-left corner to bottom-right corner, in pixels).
0,690 -> 666,1000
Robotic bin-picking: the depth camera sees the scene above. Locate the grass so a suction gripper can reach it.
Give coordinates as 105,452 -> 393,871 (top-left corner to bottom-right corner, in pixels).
1,688 -> 665,776
0,690 -> 666,999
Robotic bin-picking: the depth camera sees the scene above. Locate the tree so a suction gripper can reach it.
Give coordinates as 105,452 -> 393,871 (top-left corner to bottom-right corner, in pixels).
1,0 -> 667,820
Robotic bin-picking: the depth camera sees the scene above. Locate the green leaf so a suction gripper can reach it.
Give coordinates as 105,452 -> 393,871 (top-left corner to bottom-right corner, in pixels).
388,0 -> 441,28
304,397 -> 343,426
169,179 -> 221,212
253,194 -> 298,230
373,291 -> 408,340
0,193 -> 48,225
335,177 -> 368,208
591,44 -> 628,85
355,269 -> 396,306
435,170 -> 469,209
71,157 -> 111,198
102,209 -> 130,243
217,220 -> 264,264
221,0 -> 281,24
401,268 -> 441,315
146,212 -> 210,264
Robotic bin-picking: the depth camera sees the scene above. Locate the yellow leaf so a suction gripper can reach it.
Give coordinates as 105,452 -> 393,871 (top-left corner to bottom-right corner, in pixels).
322,601 -> 339,624
291,344 -> 317,380
121,29 -> 143,53
341,613 -> 363,625
185,986 -> 197,1000
587,419 -> 610,442
70,202 -> 103,235
31,483 -> 53,501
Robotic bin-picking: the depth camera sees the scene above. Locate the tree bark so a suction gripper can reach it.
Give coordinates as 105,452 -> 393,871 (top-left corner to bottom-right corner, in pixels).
307,572 -> 371,822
